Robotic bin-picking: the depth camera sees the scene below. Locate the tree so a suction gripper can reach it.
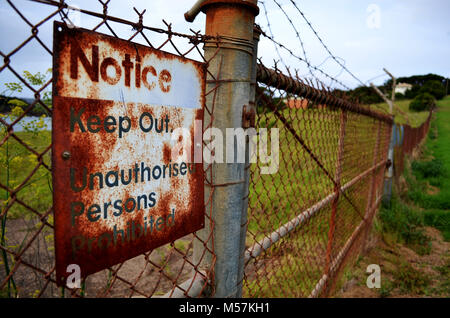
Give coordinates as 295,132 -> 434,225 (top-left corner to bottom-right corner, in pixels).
409,93 -> 435,112
0,69 -> 52,117
405,84 -> 421,99
384,73 -> 445,88
418,80 -> 446,100
348,86 -> 383,104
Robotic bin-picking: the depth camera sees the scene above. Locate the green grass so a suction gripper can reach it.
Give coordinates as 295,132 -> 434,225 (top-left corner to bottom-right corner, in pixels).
372,99 -> 430,127
0,128 -> 52,297
403,96 -> 450,241
379,195 -> 431,255
432,258 -> 450,295
424,209 -> 450,241
426,97 -> 450,203
392,261 -> 431,294
0,130 -> 52,219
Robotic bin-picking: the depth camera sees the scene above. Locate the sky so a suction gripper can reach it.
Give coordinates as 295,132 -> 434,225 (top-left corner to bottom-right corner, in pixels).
0,0 -> 449,98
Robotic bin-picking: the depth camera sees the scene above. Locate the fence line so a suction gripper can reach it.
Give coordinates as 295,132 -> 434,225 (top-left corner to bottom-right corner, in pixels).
0,0 -> 431,298
243,58 -> 392,297
393,111 -> 433,185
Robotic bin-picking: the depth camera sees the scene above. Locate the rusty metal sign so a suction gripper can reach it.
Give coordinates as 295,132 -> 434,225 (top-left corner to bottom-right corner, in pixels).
52,22 -> 205,286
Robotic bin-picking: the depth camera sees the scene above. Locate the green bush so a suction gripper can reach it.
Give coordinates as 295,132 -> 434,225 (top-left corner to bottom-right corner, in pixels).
419,80 -> 446,100
409,93 -> 436,112
411,159 -> 443,179
405,84 -> 421,99
348,86 -> 383,104
407,189 -> 450,210
379,197 -> 429,248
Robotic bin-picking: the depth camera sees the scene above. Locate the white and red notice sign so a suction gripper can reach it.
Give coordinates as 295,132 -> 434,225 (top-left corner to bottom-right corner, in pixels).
52,22 -> 205,285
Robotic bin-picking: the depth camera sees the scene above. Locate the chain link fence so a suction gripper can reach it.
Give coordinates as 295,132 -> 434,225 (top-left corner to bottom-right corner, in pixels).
393,111 -> 433,186
0,0 -> 224,298
0,0 -> 430,298
243,63 -> 392,297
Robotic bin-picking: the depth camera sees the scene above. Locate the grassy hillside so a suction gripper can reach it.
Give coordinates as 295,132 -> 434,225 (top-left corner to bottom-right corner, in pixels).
371,99 -> 431,128
405,96 -> 450,239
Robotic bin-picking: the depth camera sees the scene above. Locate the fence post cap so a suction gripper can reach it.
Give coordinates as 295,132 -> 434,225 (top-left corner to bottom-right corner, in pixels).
185,0 -> 259,22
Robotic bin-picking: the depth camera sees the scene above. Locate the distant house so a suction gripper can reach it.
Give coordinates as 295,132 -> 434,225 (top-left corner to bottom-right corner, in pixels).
394,83 -> 413,95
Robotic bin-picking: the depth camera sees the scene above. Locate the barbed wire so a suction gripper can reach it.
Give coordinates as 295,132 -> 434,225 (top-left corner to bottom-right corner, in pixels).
258,1 -> 352,90
259,2 -> 285,70
287,0 -> 368,87
271,0 -> 315,80
260,0 -> 374,90
258,29 -> 352,90
257,34 -> 350,90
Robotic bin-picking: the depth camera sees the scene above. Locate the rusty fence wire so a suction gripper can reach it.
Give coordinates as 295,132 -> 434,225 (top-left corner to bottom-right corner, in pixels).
0,0 -> 432,299
393,111 -> 433,186
0,0 -> 224,298
243,63 -> 393,297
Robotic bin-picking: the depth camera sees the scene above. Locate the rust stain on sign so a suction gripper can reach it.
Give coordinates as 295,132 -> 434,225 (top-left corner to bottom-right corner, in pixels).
52,22 -> 205,286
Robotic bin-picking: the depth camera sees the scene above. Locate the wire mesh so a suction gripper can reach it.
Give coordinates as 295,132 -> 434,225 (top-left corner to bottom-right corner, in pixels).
243,62 -> 392,297
0,0 -> 432,299
393,111 -> 433,185
0,0 -> 222,298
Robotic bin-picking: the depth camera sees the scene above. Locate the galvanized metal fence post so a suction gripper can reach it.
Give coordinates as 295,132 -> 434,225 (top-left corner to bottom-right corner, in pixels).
192,0 -> 259,298
382,124 -> 396,206
236,25 -> 260,297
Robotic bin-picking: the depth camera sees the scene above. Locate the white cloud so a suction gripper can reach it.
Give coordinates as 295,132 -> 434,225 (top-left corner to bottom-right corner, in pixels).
1,0 -> 449,96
